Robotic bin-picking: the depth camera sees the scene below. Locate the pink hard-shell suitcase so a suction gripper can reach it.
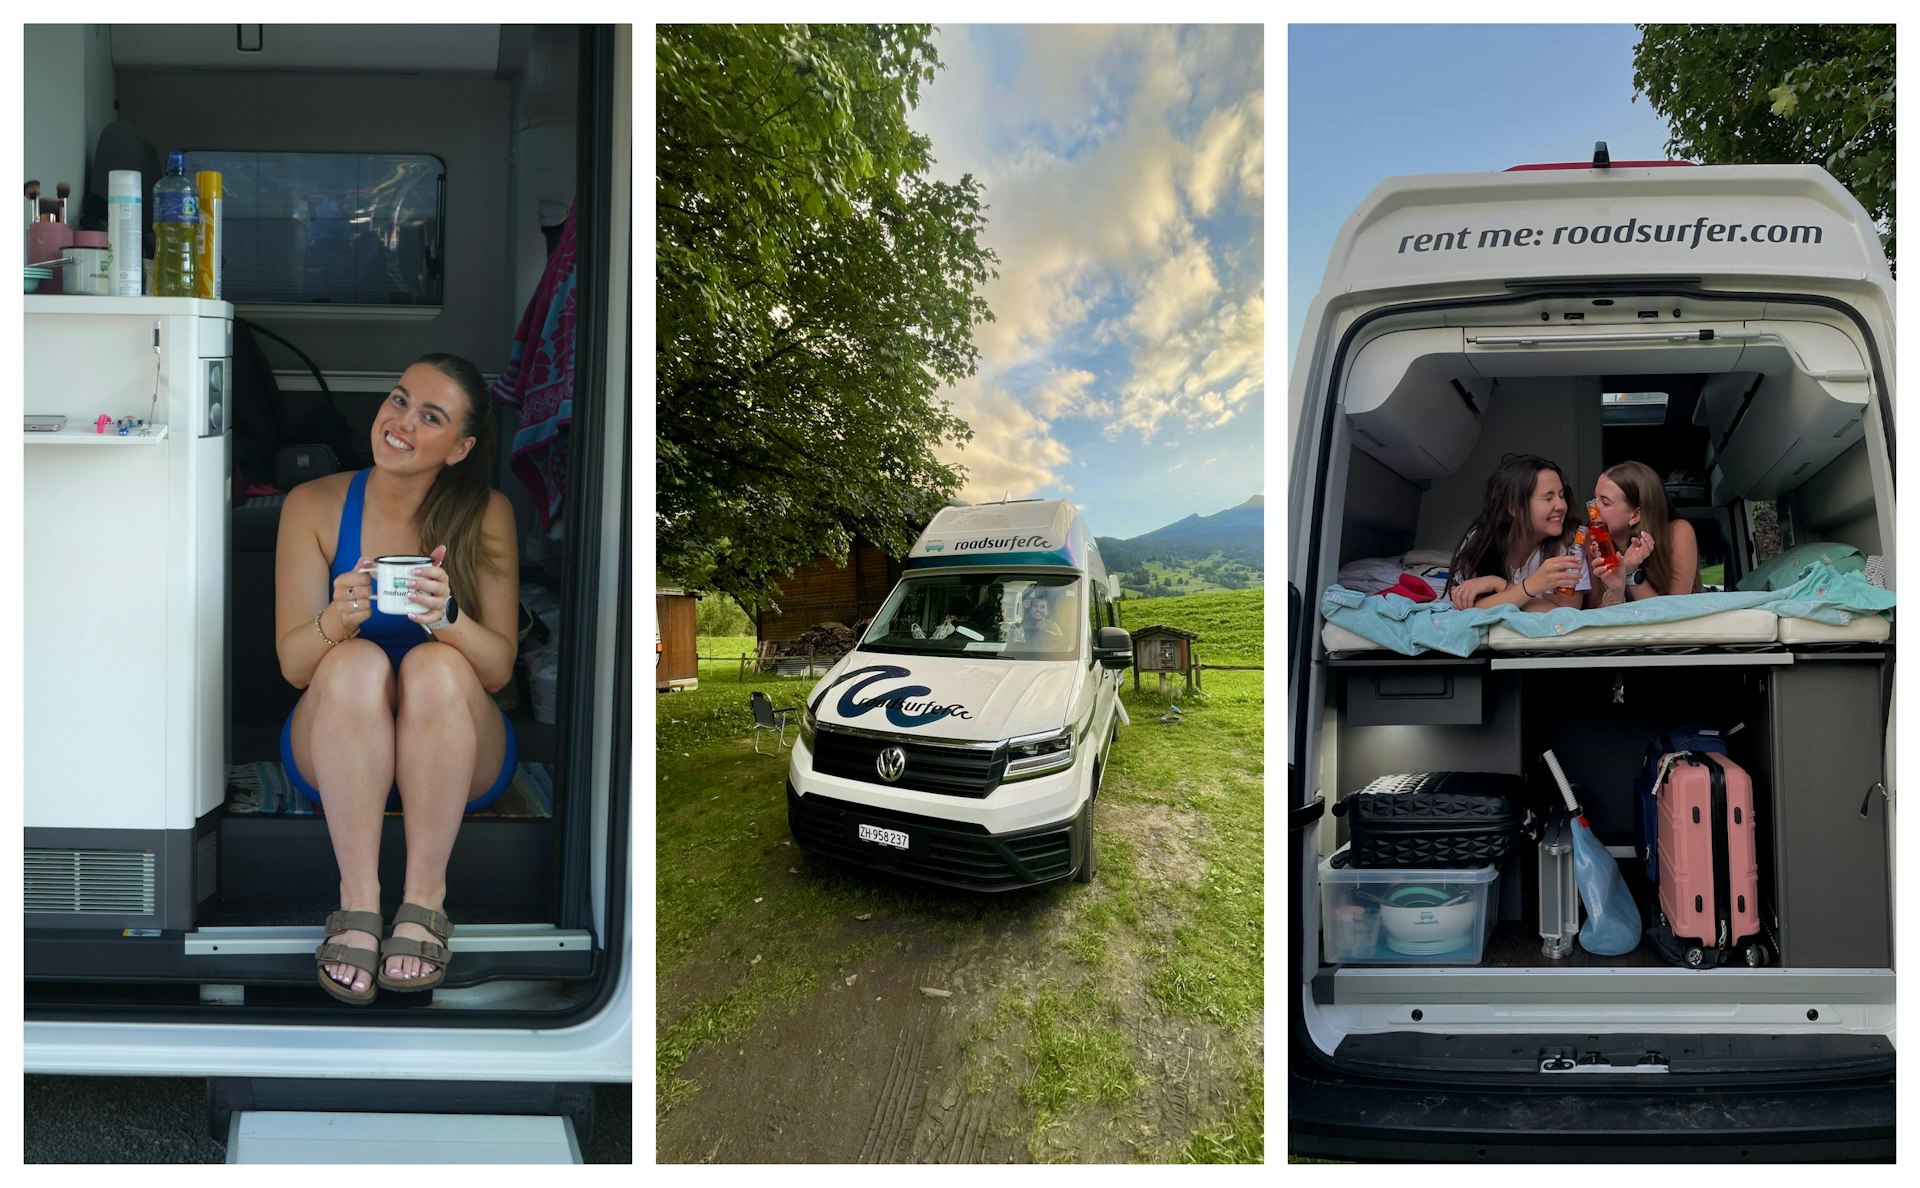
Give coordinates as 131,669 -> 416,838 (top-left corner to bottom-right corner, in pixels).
1651,751 -> 1768,968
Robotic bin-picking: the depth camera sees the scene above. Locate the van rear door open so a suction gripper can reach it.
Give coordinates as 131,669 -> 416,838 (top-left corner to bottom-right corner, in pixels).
1288,158 -> 1894,1159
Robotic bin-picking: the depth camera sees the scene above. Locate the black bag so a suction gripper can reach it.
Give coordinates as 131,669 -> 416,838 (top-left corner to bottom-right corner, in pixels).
1331,772 -> 1530,868
230,317 -> 360,496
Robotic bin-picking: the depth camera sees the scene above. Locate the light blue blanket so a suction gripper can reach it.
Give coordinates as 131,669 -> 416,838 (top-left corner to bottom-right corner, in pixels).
1322,562 -> 1894,657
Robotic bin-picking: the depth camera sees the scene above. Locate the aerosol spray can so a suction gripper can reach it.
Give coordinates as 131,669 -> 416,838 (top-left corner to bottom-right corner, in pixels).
107,169 -> 143,295
194,170 -> 222,299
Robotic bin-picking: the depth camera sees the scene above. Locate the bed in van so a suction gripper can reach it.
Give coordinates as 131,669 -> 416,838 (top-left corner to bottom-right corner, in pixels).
21,25 -> 632,1161
786,499 -> 1133,890
1286,148 -> 1894,1160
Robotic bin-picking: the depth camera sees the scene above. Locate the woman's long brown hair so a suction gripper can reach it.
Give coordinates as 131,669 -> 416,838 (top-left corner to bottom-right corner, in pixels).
1446,454 -> 1575,596
1602,460 -> 1678,594
413,353 -> 504,623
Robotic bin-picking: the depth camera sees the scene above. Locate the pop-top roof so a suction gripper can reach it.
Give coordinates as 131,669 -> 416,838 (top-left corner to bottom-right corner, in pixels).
904,500 -> 1089,571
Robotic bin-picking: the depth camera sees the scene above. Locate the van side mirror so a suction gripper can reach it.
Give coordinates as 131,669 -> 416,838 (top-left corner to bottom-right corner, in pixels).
1093,625 -> 1133,670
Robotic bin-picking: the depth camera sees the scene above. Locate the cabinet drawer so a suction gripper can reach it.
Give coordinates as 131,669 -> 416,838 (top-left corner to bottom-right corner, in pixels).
1343,667 -> 1484,726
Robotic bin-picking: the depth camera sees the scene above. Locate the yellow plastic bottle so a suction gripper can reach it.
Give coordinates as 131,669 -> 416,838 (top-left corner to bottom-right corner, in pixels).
194,170 -> 222,300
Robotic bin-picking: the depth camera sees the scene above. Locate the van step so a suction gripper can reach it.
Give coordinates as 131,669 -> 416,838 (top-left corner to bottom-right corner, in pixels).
226,1111 -> 580,1163
26,922 -> 595,987
219,815 -> 552,909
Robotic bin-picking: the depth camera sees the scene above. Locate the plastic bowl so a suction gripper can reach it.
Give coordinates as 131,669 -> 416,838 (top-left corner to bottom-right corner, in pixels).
1377,886 -> 1476,950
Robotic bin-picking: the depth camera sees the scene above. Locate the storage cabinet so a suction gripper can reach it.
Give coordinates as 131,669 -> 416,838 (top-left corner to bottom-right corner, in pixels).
1759,660 -> 1892,968
24,296 -> 233,931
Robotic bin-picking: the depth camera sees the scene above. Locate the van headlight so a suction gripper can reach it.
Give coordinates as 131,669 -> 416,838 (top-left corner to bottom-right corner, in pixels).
800,705 -> 817,751
1004,728 -> 1074,780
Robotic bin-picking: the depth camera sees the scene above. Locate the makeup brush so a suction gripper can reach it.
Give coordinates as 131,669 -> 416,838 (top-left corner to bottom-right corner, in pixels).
56,182 -> 70,225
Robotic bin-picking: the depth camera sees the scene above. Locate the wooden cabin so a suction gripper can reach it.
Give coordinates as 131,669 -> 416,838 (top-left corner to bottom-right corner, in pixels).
755,539 -> 905,646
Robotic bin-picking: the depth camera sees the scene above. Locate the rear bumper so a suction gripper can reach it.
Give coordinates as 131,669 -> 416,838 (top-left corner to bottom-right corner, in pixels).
786,783 -> 1081,891
1289,1065 -> 1895,1162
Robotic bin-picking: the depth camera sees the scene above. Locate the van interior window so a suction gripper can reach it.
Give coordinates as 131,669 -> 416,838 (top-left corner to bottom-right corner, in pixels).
183,150 -> 445,306
1598,390 -> 1668,426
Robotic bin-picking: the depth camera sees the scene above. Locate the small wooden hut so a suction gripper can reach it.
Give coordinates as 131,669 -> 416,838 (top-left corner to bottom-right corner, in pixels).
656,587 -> 699,692
1130,624 -> 1199,693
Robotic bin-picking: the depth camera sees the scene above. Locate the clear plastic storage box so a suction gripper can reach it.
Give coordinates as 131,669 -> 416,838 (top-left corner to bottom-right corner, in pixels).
1319,847 -> 1499,964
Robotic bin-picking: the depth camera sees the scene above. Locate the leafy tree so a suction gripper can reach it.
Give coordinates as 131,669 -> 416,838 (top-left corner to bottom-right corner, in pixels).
657,24 -> 997,606
693,592 -> 752,638
1632,24 -> 1895,265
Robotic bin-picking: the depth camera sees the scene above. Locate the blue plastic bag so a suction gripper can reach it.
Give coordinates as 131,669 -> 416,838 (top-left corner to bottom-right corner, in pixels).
1544,750 -> 1643,956
1567,812 -> 1643,955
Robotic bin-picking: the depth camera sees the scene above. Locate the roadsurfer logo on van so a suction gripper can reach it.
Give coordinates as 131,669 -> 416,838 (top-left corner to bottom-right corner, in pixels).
814,665 -> 974,728
950,534 -> 1050,553
1396,215 -> 1824,255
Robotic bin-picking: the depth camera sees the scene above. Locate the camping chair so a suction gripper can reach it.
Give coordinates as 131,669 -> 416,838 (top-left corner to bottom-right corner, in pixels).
751,691 -> 799,753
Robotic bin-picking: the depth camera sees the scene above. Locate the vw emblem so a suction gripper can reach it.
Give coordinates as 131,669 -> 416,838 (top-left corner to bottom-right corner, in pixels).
876,746 -> 908,783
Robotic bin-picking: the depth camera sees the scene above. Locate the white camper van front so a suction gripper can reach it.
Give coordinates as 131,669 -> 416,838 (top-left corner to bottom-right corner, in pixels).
787,500 -> 1132,890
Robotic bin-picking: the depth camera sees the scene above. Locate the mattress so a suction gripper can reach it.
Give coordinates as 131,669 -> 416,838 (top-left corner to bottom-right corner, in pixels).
1321,609 -> 1786,654
1485,608 -> 1780,651
1776,615 -> 1890,645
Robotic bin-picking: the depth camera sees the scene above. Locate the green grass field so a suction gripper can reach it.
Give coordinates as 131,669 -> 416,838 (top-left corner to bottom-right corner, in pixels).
1116,588 -> 1264,667
659,588 -> 1265,1161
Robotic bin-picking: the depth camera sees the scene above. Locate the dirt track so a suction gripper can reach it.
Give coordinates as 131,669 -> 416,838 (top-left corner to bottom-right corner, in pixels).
656,778 -> 1257,1163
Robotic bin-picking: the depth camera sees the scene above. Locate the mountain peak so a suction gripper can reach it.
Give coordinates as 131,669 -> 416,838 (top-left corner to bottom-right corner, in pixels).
1231,494 -> 1264,511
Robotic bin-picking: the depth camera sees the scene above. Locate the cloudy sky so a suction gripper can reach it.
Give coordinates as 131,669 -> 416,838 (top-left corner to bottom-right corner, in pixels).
909,25 -> 1265,540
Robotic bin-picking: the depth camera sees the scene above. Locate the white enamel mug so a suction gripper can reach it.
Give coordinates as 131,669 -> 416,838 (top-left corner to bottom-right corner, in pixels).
362,554 -> 432,616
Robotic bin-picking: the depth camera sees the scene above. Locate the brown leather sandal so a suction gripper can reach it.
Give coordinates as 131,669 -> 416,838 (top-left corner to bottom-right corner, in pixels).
315,909 -> 385,1005
377,902 -> 454,992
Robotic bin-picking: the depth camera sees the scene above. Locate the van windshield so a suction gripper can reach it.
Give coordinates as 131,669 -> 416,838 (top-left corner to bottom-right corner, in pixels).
860,573 -> 1080,661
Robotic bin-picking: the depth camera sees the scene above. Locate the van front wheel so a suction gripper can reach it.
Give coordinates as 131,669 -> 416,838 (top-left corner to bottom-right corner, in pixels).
1073,793 -> 1097,883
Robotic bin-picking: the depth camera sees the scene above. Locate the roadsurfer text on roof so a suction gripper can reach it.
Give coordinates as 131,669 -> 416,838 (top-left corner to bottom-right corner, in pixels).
949,535 -> 1052,552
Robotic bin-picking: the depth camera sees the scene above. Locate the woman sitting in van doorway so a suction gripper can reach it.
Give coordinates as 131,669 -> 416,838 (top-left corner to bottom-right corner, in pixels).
275,354 -> 521,1004
1584,460 -> 1700,606
1445,454 -> 1590,611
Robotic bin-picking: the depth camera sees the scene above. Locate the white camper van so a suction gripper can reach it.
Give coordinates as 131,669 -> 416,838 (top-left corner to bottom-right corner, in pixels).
786,499 -> 1133,890
1287,148 -> 1894,1159
21,25 -> 631,1161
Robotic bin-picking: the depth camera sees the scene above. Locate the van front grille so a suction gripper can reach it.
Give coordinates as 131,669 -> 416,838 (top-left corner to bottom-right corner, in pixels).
787,788 -> 1074,890
812,728 -> 1006,797
25,848 -> 157,915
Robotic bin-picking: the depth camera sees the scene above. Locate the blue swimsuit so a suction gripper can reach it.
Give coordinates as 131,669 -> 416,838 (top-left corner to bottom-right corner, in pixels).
280,469 -> 518,812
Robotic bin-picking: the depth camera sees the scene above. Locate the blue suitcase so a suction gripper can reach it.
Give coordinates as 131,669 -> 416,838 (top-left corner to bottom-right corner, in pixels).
1632,726 -> 1730,882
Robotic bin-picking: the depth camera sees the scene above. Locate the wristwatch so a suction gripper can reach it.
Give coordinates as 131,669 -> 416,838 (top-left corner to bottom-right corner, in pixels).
1628,567 -> 1646,588
425,593 -> 459,633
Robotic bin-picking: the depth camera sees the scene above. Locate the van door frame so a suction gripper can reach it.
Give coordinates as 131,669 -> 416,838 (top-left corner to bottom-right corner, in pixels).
545,21 -> 631,1010
1289,281 -> 1894,1076
22,24 -> 633,1033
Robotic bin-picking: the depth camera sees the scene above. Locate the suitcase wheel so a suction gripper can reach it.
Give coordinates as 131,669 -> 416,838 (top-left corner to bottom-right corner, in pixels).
1684,946 -> 1706,968
1744,942 -> 1770,968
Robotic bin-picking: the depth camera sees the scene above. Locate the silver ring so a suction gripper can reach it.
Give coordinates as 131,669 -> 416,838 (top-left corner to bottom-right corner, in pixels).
350,595 -> 359,612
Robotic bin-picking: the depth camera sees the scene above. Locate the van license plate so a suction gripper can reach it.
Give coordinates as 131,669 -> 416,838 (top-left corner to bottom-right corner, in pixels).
858,823 -> 909,850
